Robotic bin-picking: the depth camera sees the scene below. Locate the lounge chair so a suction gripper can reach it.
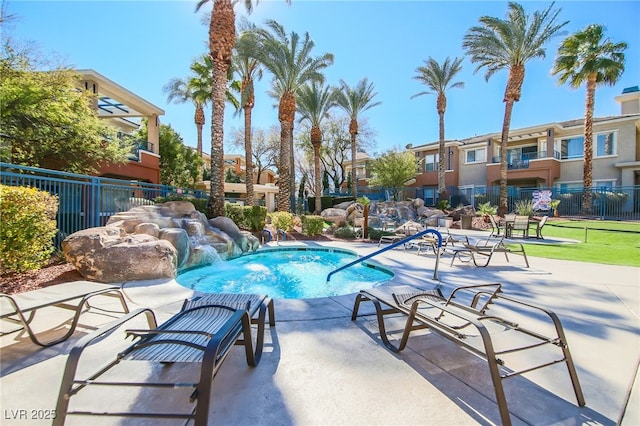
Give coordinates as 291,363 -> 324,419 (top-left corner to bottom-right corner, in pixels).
0,281 -> 129,347
405,226 -> 462,255
449,235 -> 529,267
529,215 -> 548,239
377,224 -> 419,247
54,293 -> 272,426
351,283 -> 585,426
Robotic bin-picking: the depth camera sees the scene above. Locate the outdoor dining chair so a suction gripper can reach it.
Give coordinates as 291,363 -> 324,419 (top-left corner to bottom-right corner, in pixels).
529,215 -> 548,239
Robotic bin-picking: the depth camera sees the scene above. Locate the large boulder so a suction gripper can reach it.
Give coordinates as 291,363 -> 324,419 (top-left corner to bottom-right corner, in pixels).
63,201 -> 260,283
321,208 -> 348,223
62,228 -> 177,283
209,216 -> 260,259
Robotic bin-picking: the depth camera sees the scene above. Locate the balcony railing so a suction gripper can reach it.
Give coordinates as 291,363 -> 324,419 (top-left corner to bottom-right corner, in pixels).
492,150 -> 561,168
135,140 -> 155,153
128,140 -> 155,161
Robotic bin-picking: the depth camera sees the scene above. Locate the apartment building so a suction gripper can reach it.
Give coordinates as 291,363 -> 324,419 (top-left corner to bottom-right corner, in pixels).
409,86 -> 640,204
343,152 -> 373,189
78,69 -> 164,184
200,152 -> 279,211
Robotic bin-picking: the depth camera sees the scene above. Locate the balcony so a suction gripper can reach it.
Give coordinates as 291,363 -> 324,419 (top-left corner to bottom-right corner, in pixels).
486,150 -> 561,186
492,150 -> 561,169
128,140 -> 156,161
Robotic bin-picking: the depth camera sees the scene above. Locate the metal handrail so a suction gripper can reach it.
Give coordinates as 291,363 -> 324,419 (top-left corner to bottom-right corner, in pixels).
326,229 -> 443,282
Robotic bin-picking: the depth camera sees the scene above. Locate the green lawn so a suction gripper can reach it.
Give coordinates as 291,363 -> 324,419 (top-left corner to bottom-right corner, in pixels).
509,219 -> 640,267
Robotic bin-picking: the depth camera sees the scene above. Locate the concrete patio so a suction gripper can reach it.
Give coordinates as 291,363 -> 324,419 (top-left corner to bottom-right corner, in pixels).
1,231 -> 638,425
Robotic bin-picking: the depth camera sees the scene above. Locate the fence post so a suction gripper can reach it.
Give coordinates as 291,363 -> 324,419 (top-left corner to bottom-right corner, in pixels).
89,177 -> 100,228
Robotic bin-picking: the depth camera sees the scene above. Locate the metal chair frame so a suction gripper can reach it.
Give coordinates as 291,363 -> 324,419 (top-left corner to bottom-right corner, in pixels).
54,294 -> 272,426
351,283 -> 585,426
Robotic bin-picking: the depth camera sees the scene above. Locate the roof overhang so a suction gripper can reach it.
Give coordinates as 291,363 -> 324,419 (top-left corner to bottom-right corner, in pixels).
77,69 -> 164,119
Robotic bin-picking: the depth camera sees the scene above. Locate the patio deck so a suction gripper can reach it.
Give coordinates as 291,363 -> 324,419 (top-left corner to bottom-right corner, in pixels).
1,232 -> 638,425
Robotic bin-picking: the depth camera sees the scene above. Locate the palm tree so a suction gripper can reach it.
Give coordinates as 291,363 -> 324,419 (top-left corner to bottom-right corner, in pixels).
296,82 -> 337,214
551,24 -> 627,215
462,2 -> 568,216
335,78 -> 381,199
195,0 -> 290,217
411,56 -> 464,203
163,55 -> 212,172
253,20 -> 334,212
234,22 -> 264,206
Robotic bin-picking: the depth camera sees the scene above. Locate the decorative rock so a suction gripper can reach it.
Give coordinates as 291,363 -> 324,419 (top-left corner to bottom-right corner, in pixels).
209,216 -> 260,259
321,198 -> 453,229
334,201 -> 355,210
63,229 -> 177,283
134,222 -> 160,238
321,208 -> 348,223
159,228 -> 190,268
63,201 -> 261,283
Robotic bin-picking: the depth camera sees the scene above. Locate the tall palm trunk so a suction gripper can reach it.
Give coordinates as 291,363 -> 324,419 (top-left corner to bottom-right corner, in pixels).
311,126 -> 322,214
498,101 -> 515,216
243,81 -> 255,206
277,91 -> 295,212
582,75 -> 596,215
195,105 -> 205,155
195,105 -> 205,182
349,118 -> 358,198
437,93 -> 447,201
207,0 -> 235,219
497,65 -> 524,216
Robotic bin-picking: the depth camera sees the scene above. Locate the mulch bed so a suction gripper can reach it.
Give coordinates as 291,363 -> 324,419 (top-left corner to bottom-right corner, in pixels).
0,256 -> 84,295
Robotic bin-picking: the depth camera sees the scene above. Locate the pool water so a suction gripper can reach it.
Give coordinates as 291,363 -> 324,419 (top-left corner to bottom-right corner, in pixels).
176,248 -> 394,299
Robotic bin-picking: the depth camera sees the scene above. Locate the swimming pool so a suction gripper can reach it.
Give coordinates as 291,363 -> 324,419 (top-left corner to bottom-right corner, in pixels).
176,247 -> 394,299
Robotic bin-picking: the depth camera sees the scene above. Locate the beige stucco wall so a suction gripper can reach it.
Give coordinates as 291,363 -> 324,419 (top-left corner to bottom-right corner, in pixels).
457,144 -> 488,186
556,119 -> 638,185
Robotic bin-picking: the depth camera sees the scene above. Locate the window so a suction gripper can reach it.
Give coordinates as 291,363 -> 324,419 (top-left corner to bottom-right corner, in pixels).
560,131 -> 617,159
421,187 -> 437,206
560,137 -> 583,159
596,132 -> 616,157
466,148 -> 486,164
423,154 -> 438,172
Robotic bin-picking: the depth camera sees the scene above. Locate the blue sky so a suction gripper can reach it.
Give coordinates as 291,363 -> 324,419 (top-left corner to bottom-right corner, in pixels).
5,1 -> 640,156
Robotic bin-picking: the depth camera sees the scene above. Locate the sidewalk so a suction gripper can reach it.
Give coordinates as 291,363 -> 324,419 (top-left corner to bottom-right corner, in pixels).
1,238 -> 638,425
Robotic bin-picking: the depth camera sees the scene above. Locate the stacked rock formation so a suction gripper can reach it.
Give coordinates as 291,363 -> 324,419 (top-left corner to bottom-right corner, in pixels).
62,201 -> 260,283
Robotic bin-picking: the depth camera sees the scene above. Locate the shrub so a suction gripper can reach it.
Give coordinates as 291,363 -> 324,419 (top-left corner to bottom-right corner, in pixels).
368,228 -> 393,241
223,203 -> 246,227
268,211 -> 295,232
308,196 -> 335,212
244,205 -> 267,231
333,226 -> 357,239
514,199 -> 534,217
0,185 -> 58,274
436,199 -> 450,211
300,215 -> 324,236
598,191 -> 629,215
155,196 -> 208,215
476,201 -> 497,216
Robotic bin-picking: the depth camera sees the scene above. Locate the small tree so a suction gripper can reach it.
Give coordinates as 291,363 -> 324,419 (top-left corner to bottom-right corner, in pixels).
368,149 -> 418,201
0,49 -> 130,174
136,122 -> 203,187
357,195 -> 371,239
